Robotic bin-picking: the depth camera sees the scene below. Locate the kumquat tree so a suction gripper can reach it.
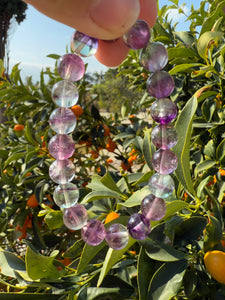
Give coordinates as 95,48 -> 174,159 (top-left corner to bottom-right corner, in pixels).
1,0 -> 225,299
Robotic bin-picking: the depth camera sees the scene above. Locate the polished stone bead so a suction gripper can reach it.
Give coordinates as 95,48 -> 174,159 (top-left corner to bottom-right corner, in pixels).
63,203 -> 88,230
151,124 -> 178,149
49,159 -> 75,184
57,53 -> 85,81
152,149 -> 178,174
48,134 -> 75,160
51,80 -> 79,108
81,219 -> 106,246
123,19 -> 150,50
150,98 -> 177,124
127,213 -> 151,240
71,31 -> 98,57
105,223 -> 129,250
49,107 -> 77,134
140,42 -> 168,72
54,183 -> 79,209
148,173 -> 175,198
147,71 -> 175,99
141,194 -> 166,221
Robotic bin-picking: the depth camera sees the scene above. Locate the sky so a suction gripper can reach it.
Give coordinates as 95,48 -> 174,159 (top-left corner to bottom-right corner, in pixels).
8,0 -> 202,81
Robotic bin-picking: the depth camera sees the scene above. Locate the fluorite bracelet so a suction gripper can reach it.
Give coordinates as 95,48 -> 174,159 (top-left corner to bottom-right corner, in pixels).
48,20 -> 178,250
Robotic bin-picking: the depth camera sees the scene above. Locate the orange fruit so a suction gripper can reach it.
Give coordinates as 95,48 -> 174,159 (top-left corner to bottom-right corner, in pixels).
14,124 -> 24,131
121,160 -> 132,171
71,105 -> 84,117
103,124 -> 110,136
27,194 -> 39,208
106,138 -> 116,152
105,212 -> 119,224
204,250 -> 225,284
106,158 -> 113,164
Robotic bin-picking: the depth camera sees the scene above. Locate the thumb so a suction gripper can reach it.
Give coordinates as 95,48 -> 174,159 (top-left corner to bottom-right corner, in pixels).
24,0 -> 140,40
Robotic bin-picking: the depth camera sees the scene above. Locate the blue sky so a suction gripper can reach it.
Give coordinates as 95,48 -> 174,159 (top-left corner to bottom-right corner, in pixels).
8,0 -> 201,81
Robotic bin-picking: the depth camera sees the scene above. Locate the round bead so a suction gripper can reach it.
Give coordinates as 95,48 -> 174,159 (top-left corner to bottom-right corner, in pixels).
51,80 -> 79,108
53,183 -> 79,209
148,173 -> 175,198
127,213 -> 151,240
49,107 -> 77,134
71,31 -> 98,57
147,71 -> 175,99
49,159 -> 75,184
48,134 -> 75,160
63,204 -> 88,230
105,223 -> 129,250
57,53 -> 85,81
123,19 -> 150,50
150,98 -> 177,124
81,219 -> 105,246
140,42 -> 168,72
151,124 -> 178,149
141,194 -> 166,221
152,149 -> 178,175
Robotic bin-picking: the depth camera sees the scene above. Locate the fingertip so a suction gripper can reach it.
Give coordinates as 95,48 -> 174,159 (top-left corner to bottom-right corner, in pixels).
139,0 -> 158,27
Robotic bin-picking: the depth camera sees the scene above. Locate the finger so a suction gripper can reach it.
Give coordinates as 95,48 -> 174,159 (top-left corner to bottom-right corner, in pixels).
139,0 -> 158,27
23,0 -> 140,40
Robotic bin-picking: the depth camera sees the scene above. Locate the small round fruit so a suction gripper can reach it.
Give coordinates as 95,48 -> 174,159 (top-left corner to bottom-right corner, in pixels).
204,250 -> 225,284
14,124 -> 24,131
27,194 -> 39,207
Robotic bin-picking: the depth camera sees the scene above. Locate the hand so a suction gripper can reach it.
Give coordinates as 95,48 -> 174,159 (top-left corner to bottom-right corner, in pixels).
23,0 -> 158,66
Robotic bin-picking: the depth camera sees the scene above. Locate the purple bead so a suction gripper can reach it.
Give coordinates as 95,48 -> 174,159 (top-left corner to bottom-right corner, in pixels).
63,204 -> 88,230
49,159 -> 75,184
81,219 -> 105,246
123,19 -> 150,50
148,173 -> 175,198
105,223 -> 129,250
51,80 -> 79,108
147,71 -> 175,99
127,213 -> 151,240
151,124 -> 178,149
71,31 -> 98,57
141,194 -> 166,221
152,149 -> 178,175
57,53 -> 85,81
48,134 -> 75,160
53,183 -> 79,208
49,107 -> 77,134
150,98 -> 177,124
140,42 -> 168,72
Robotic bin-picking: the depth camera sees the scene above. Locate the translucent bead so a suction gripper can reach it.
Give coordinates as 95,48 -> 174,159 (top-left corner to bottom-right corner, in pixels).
141,194 -> 166,221
49,107 -> 77,134
54,183 -> 79,208
123,19 -> 150,50
140,42 -> 168,72
63,203 -> 88,230
57,53 -> 85,81
51,80 -> 79,108
148,173 -> 175,198
150,98 -> 177,124
49,159 -> 75,184
48,134 -> 75,160
147,71 -> 175,99
127,213 -> 151,240
105,223 -> 129,250
152,149 -> 178,175
71,31 -> 98,57
81,219 -> 105,246
151,124 -> 178,149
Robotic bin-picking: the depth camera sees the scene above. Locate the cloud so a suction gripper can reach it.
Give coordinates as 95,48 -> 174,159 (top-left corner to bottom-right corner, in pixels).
166,4 -> 190,24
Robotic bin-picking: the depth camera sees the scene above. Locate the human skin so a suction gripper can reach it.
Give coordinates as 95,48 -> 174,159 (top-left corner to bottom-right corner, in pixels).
23,0 -> 158,66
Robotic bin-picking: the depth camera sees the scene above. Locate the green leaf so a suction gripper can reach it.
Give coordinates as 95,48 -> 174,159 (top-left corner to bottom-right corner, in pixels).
100,171 -> 123,194
0,293 -> 63,300
204,215 -> 223,252
216,139 -> 225,164
81,190 -> 122,204
169,63 -> 204,75
24,120 -> 37,145
142,129 -> 154,169
44,210 -> 64,229
120,186 -> 150,207
197,31 -> 224,59
4,152 -> 25,168
195,160 -> 216,174
174,96 -> 198,194
0,251 -> 26,278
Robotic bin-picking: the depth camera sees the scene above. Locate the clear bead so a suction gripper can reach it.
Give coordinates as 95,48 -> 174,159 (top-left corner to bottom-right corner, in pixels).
152,149 -> 178,174
71,31 -> 98,57
48,134 -> 75,160
150,98 -> 177,124
147,71 -> 175,99
49,159 -> 75,184
63,203 -> 88,230
51,80 -> 79,108
54,183 -> 79,208
148,173 -> 175,198
105,223 -> 129,250
141,194 -> 166,221
151,124 -> 178,149
81,219 -> 106,246
127,213 -> 151,240
49,107 -> 77,134
57,53 -> 85,81
140,42 -> 168,72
